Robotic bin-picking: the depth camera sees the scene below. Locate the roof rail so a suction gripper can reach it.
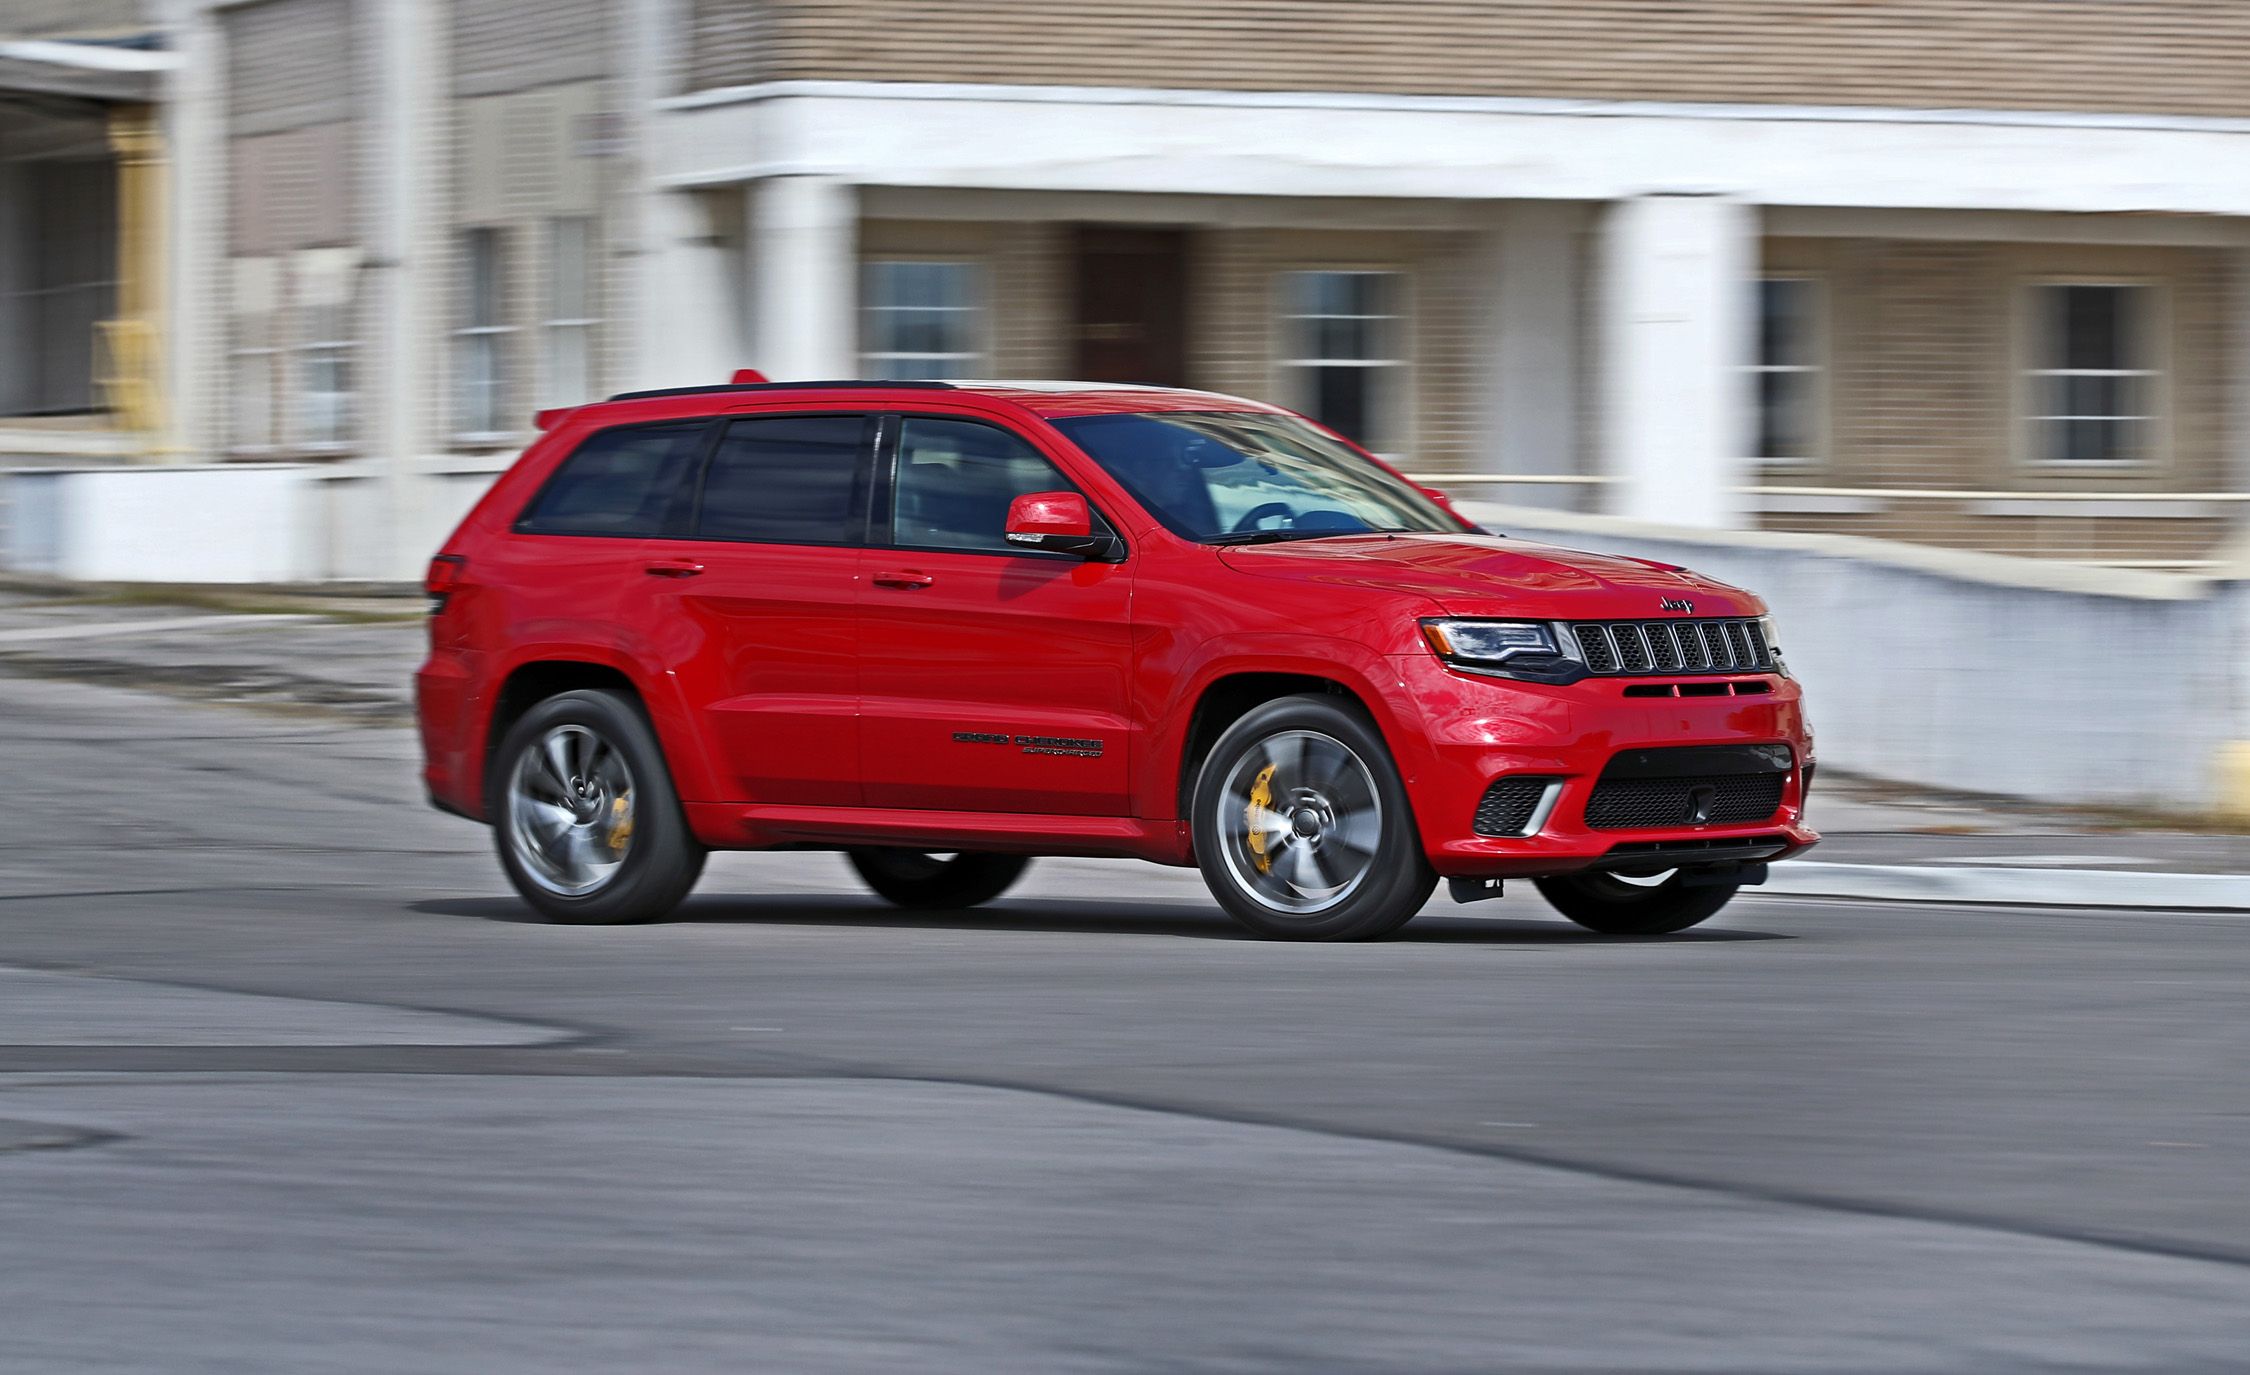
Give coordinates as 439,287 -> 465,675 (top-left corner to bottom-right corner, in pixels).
604,380 -> 958,403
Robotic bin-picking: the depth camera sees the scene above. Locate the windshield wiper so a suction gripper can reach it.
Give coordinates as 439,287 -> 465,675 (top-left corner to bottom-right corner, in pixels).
1203,529 -> 1361,546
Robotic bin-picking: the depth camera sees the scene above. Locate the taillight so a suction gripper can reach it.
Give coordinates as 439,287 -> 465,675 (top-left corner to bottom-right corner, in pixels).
425,554 -> 467,614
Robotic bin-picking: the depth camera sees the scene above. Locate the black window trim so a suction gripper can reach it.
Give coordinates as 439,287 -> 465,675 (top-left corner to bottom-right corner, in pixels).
874,411 -> 1129,563
680,410 -> 883,550
510,416 -> 721,541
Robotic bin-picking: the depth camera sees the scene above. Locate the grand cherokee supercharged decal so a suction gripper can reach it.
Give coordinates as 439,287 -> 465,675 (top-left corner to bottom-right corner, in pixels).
953,730 -> 1105,759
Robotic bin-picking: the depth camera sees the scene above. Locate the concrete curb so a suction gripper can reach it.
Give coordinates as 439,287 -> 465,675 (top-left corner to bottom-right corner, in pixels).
1764,861 -> 2250,911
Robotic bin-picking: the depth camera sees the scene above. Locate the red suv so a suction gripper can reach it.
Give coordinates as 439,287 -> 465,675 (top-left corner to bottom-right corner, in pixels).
418,380 -> 1816,940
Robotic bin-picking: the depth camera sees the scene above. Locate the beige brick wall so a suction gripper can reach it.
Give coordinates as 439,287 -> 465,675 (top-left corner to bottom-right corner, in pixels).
863,219 -> 1483,470
1191,226 -> 1481,469
691,1 -> 2250,119
1756,236 -> 2239,561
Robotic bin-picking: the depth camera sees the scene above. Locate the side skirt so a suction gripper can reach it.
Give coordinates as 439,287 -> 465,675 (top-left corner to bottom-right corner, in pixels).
684,803 -> 1195,866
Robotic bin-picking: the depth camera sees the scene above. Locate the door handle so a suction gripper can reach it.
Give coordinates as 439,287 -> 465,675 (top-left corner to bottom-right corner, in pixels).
644,559 -> 706,578
873,570 -> 936,590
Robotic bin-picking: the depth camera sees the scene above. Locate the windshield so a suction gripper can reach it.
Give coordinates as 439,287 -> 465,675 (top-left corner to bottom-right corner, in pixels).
1051,411 -> 1463,544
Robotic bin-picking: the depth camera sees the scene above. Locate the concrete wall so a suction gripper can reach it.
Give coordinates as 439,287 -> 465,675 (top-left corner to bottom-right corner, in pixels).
1,466 -> 323,581
1461,500 -> 2250,814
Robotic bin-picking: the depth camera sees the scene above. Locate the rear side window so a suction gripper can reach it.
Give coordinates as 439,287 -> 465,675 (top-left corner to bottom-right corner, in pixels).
515,422 -> 706,537
697,415 -> 871,545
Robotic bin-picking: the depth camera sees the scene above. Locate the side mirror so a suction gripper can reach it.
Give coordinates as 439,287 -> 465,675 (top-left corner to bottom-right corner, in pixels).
1005,491 -> 1119,560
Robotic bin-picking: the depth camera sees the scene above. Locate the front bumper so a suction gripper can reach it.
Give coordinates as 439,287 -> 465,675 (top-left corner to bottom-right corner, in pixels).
1386,652 -> 1820,879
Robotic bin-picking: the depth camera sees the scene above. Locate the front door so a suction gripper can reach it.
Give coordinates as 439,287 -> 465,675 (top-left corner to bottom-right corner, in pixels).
857,414 -> 1134,816
643,411 -> 874,805
1072,226 -> 1189,387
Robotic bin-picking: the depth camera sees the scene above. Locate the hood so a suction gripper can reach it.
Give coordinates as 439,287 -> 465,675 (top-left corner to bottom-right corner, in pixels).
1214,533 -> 1764,620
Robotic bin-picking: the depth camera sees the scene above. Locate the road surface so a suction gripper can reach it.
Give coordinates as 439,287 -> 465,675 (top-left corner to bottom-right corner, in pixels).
3,672 -> 2247,1373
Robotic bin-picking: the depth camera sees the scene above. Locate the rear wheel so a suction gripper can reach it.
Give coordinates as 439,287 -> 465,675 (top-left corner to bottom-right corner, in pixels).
488,689 -> 705,924
1533,869 -> 1739,935
1191,695 -> 1437,941
848,849 -> 1031,910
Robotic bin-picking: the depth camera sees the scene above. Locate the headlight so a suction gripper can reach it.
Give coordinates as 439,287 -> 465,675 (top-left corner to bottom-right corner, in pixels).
1420,619 -> 1584,684
1758,616 -> 1791,678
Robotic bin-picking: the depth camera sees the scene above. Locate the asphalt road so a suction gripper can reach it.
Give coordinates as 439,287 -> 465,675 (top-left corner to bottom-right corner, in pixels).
4,673 -> 2249,1373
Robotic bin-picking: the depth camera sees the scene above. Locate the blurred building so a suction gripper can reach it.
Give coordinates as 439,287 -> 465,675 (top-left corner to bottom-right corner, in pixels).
5,1 -> 2250,580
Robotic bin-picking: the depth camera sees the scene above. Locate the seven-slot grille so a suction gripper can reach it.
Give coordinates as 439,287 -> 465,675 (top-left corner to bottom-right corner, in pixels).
1571,618 -> 1774,676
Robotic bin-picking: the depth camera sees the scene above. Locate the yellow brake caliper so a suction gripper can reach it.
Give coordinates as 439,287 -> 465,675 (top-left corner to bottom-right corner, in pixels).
1245,763 -> 1278,875
605,795 -> 634,853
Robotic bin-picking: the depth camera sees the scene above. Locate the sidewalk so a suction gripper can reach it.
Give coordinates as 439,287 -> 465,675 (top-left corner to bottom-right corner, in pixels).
2,588 -> 2242,909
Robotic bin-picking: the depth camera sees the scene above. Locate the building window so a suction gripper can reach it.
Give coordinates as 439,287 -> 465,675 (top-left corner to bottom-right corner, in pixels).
1279,270 -> 1405,452
1751,277 -> 1822,464
295,298 -> 354,448
227,256 -> 280,454
542,217 -> 597,406
2028,283 -> 2157,465
455,227 -> 513,440
861,260 -> 982,379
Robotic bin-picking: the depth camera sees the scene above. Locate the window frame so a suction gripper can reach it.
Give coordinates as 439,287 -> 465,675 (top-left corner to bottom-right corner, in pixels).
2016,277 -> 2170,473
1271,266 -> 1414,459
871,412 -> 1125,562
540,215 -> 599,408
860,258 -> 989,380
293,296 -> 357,455
225,255 -> 282,458
453,226 -> 519,448
683,411 -> 882,550
1746,274 -> 1828,469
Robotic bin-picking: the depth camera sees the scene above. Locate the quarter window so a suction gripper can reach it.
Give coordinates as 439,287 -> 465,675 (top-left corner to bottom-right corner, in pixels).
893,418 -> 1077,554
2029,283 -> 2156,465
698,415 -> 870,545
862,261 -> 983,380
1278,269 -> 1405,452
515,422 -> 706,538
1750,277 -> 1822,463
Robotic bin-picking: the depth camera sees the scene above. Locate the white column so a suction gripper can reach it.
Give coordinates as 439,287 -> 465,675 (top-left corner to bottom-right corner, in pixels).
368,0 -> 442,579
1482,201 -> 1584,510
628,187 -> 741,390
163,1 -> 225,460
619,0 -> 743,392
1595,194 -> 1755,528
751,175 -> 857,380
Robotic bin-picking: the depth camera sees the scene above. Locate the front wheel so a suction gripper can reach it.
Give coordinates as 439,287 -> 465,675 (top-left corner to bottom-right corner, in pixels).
1533,870 -> 1739,935
847,849 -> 1031,910
1191,695 -> 1437,941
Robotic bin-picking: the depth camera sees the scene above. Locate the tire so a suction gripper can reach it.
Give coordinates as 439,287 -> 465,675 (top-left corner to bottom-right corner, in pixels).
1191,694 -> 1437,941
847,849 -> 1031,909
1533,870 -> 1739,935
487,688 -> 706,924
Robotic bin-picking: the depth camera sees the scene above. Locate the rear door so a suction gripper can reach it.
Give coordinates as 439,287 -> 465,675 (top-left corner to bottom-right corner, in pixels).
642,412 -> 874,805
856,414 -> 1135,816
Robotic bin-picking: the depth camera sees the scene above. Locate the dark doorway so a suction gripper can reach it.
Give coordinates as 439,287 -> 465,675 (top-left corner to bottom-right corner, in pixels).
1071,226 -> 1188,387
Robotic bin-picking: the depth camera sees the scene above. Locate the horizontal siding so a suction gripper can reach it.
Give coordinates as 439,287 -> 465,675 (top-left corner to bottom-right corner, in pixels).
689,1 -> 2250,120
453,0 -> 614,97
4,0 -> 148,39
224,0 -> 356,137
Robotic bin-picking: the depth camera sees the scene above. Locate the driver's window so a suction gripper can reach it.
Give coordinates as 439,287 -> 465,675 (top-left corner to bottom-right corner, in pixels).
892,417 -> 1074,554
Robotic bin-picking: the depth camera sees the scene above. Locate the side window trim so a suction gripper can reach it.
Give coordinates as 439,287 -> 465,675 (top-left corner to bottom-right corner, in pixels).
684,410 -> 881,549
512,417 -> 718,540
873,411 -> 1126,561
